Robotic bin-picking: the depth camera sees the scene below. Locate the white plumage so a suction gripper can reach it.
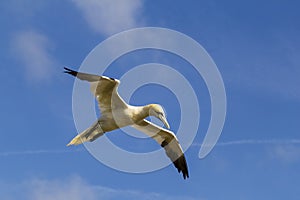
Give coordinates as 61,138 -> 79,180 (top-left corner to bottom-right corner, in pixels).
64,67 -> 189,179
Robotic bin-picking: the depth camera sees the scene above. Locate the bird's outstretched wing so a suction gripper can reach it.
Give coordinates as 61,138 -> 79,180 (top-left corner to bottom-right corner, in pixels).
132,119 -> 189,179
64,67 -> 126,113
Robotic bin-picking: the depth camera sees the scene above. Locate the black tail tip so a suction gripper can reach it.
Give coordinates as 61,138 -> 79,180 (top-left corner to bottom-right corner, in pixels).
63,67 -> 78,77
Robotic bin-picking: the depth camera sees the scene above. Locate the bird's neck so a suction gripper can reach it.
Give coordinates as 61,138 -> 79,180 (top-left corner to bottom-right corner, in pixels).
132,104 -> 152,120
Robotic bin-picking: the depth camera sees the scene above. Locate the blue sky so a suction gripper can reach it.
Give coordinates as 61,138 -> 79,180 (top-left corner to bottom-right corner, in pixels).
1,0 -> 300,199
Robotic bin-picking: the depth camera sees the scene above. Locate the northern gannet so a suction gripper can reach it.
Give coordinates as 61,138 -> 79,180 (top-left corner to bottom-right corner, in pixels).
64,67 -> 189,179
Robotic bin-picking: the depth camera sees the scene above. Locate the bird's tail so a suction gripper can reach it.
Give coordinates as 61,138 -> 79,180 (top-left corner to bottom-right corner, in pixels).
67,135 -> 82,146
67,120 -> 104,146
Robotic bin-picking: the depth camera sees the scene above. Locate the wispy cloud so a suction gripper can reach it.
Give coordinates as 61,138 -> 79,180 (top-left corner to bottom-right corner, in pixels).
71,0 -> 144,36
11,30 -> 56,82
269,144 -> 300,163
216,139 -> 300,146
221,30 -> 300,101
194,139 -> 300,164
0,148 -> 84,157
1,176 -> 199,200
193,139 -> 300,147
193,139 -> 300,165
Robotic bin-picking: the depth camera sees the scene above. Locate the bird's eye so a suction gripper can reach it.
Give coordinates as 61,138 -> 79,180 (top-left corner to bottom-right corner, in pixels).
157,111 -> 163,116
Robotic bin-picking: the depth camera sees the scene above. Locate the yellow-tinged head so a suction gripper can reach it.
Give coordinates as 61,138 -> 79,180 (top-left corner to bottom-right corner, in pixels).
149,104 -> 170,129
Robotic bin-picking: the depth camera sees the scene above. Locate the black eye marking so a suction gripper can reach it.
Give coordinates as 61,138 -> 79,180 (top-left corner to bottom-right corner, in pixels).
156,111 -> 163,116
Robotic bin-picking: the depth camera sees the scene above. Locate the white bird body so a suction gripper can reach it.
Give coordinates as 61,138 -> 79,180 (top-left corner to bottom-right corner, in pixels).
64,67 -> 189,179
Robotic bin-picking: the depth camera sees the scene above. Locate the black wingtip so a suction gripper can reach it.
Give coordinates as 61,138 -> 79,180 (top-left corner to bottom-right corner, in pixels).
174,155 -> 189,180
63,67 -> 78,77
183,171 -> 189,179
181,168 -> 189,180
161,139 -> 189,180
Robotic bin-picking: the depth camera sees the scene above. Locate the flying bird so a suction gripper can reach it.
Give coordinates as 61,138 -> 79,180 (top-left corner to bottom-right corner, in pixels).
64,67 -> 189,179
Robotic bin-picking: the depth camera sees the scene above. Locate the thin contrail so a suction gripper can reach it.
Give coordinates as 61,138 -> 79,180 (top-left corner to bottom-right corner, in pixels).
193,139 -> 300,147
2,139 -> 300,157
0,148 -> 84,157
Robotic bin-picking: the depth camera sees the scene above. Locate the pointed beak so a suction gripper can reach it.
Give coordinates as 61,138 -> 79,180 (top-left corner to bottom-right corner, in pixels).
159,114 -> 170,129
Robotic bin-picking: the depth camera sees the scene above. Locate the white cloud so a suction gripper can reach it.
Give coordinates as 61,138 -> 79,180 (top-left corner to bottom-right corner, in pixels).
12,30 -> 56,82
27,176 -> 96,200
71,0 -> 143,36
1,176 -> 199,200
269,144 -> 300,163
